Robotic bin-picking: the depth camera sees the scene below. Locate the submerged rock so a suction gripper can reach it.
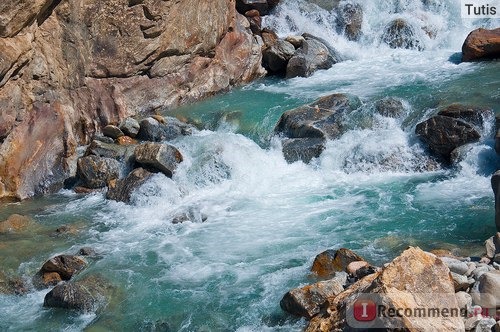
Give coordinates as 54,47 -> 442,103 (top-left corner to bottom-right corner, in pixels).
415,115 -> 480,162
281,137 -> 326,164
106,168 -> 153,203
0,271 -> 27,295
462,28 -> 500,62
280,276 -> 346,319
306,247 -> 463,331
77,155 -> 120,189
286,37 -> 338,78
336,2 -> 363,41
134,143 -> 183,178
0,214 -> 32,233
382,19 -> 422,50
311,248 -> 365,278
375,97 -> 405,118
44,275 -> 113,312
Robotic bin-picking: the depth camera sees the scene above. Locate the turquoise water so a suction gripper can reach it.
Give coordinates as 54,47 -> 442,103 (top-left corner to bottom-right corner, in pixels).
1,0 -> 500,331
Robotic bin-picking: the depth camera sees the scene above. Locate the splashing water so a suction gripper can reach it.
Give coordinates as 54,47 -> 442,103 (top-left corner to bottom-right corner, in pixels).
0,0 -> 499,330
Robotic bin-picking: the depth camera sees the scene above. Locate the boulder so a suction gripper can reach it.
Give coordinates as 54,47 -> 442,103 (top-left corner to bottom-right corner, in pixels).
102,125 -> 124,139
44,275 -> 113,312
106,168 -> 153,203
470,270 -> 500,308
286,38 -> 338,78
415,115 -> 480,162
475,318 -> 497,332
437,104 -> 493,129
440,256 -> 469,275
455,291 -> 472,312
462,28 -> 500,62
119,117 -> 140,138
484,233 -> 500,259
134,143 -> 183,178
262,39 -> 296,74
381,19 -> 422,50
285,35 -> 305,48
280,276 -> 345,319
0,214 -> 32,233
336,3 -> 363,41
375,97 -> 405,118
236,0 -> 280,16
39,255 -> 87,281
311,248 -> 365,278
76,155 -> 120,189
492,173 -> 500,232
346,260 -> 369,275
281,137 -> 326,163
451,272 -> 470,292
306,247 -> 464,331
245,9 -> 262,35
137,117 -> 194,142
86,139 -> 136,163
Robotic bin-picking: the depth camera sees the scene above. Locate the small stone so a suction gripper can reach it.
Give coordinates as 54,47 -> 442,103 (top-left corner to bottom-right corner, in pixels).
470,270 -> 500,308
346,261 -> 369,275
116,136 -> 138,146
285,35 -> 305,48
102,125 -> 124,139
119,118 -> 140,138
485,233 -> 500,259
151,114 -> 166,124
78,247 -> 97,257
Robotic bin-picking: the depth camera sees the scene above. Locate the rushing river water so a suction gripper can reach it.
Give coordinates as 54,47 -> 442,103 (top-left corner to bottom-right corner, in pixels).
1,0 -> 499,331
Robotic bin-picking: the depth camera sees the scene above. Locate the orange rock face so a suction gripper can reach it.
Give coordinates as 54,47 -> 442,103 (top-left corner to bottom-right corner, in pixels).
462,28 -> 500,62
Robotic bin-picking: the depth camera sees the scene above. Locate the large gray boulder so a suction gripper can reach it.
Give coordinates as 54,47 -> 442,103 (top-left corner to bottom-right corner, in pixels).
77,155 -> 120,189
286,38 -> 338,78
134,143 -> 183,178
381,19 -> 422,50
119,117 -> 140,138
106,168 -> 153,203
415,115 -> 480,162
262,39 -> 296,74
137,117 -> 194,142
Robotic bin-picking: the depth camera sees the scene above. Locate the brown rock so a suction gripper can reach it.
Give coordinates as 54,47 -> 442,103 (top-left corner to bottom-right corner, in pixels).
462,28 -> 500,62
134,143 -> 183,178
346,260 -> 369,275
306,247 -> 464,331
42,272 -> 63,287
76,155 -> 120,189
0,0 -> 265,200
0,271 -> 27,295
311,248 -> 365,278
116,136 -> 137,146
437,104 -> 493,129
40,255 -> 87,281
106,167 -> 153,203
102,125 -> 124,139
382,19 -> 422,50
0,214 -> 32,233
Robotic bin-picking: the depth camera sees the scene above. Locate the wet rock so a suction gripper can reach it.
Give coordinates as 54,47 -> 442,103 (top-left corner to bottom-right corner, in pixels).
262,39 -> 296,74
51,225 -> 79,237
245,9 -> 262,35
43,275 -> 113,312
382,19 -> 422,50
285,35 -> 305,48
137,117 -> 194,142
119,118 -> 140,138
86,139 -> 135,163
438,104 -> 493,129
462,28 -> 500,62
172,208 -> 208,224
102,125 -> 124,139
375,97 -> 405,118
236,0 -> 280,16
41,272 -> 63,287
336,3 -> 363,41
415,115 -> 480,162
281,137 -> 326,163
106,168 -> 153,203
0,271 -> 27,295
134,143 -> 183,178
286,37 -> 338,78
78,247 -> 98,257
77,155 -> 120,189
261,28 -> 279,47
311,248 -> 365,278
470,270 -> 500,308
280,275 -> 346,319
0,214 -> 32,233
39,255 -> 87,281
492,173 -> 500,232
306,247 -> 463,331
355,265 -> 378,279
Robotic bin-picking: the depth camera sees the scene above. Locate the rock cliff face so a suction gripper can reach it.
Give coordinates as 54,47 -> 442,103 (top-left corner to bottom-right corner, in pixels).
0,0 -> 265,200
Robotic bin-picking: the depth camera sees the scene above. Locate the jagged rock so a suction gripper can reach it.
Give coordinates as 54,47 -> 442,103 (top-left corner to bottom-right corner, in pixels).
102,125 -> 124,139
451,272 -> 469,292
336,3 -> 363,41
76,155 -> 120,189
306,247 -> 463,331
415,115 -> 480,162
311,248 -> 365,278
438,104 -> 493,129
0,0 -> 265,200
462,28 -> 500,62
262,39 -> 296,74
137,117 -> 194,142
106,168 -> 153,203
375,97 -> 405,118
39,255 -> 87,281
280,277 -> 345,319
286,38 -> 338,78
44,275 -> 113,312
119,118 -> 140,138
470,270 -> 500,308
134,143 -> 183,178
281,138 -> 326,163
0,214 -> 32,233
475,318 -> 497,332
492,173 -> 500,232
85,139 -> 136,162
382,19 -> 422,50
236,0 -> 280,16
